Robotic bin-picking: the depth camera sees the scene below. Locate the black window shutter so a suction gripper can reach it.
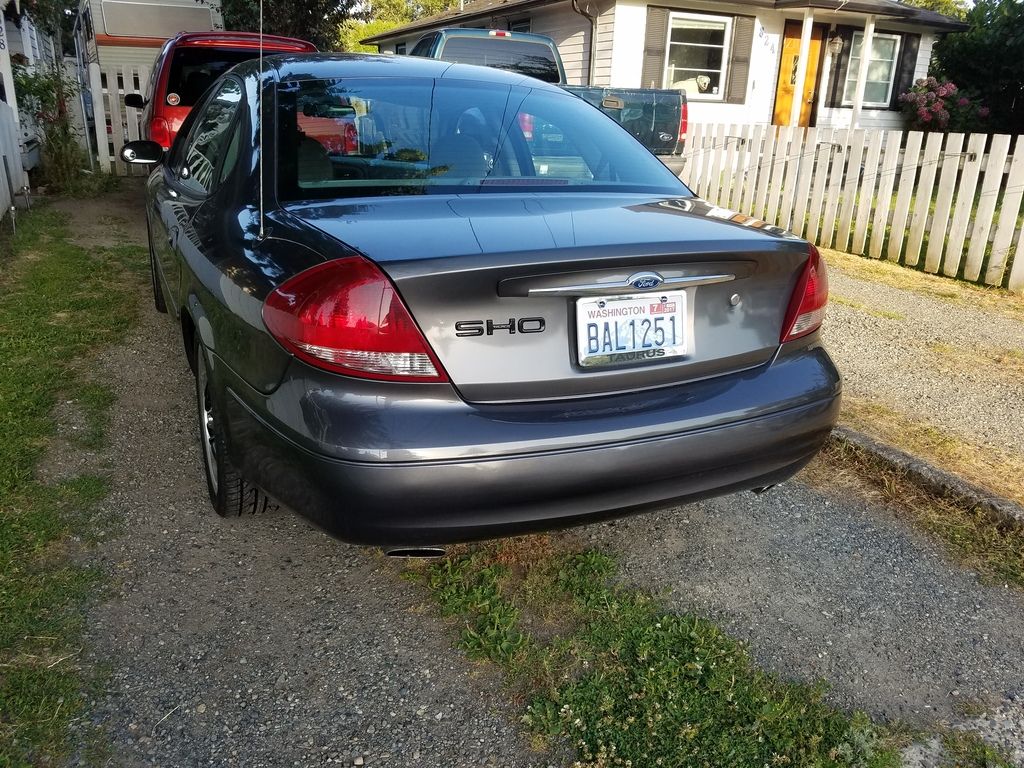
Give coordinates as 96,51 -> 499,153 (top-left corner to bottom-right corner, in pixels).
641,7 -> 670,89
890,33 -> 920,110
726,16 -> 754,104
825,25 -> 855,108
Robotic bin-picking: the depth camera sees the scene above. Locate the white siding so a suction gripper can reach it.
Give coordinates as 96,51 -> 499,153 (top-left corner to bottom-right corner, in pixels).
816,106 -> 904,130
95,44 -> 161,75
1,101 -> 27,212
914,32 -> 935,80
530,5 -> 590,85
609,0 -> 645,88
385,35 -> 420,54
591,0 -> 615,86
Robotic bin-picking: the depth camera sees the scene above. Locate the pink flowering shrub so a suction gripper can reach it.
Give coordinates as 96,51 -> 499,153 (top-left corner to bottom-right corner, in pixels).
898,77 -> 989,132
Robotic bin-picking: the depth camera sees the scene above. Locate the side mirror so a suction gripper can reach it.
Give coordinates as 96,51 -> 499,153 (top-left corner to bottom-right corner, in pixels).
124,93 -> 147,109
121,140 -> 164,165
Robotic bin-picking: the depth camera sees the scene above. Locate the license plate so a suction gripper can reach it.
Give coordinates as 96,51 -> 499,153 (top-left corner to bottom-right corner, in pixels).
576,291 -> 687,368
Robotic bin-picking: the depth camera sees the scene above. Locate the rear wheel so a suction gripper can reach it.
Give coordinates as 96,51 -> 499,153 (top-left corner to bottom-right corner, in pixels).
194,340 -> 268,516
146,215 -> 167,314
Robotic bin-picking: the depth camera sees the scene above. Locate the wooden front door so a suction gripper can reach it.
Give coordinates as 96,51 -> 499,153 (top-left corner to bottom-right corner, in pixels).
773,21 -> 826,126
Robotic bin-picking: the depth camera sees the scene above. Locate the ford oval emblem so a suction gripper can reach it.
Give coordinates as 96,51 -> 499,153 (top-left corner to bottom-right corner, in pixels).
627,272 -> 665,290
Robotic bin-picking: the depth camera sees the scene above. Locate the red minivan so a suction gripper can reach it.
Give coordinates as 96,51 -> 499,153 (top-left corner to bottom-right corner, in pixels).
129,31 -> 317,150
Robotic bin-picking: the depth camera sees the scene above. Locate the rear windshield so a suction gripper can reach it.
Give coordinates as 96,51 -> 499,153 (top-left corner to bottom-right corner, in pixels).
166,47 -> 259,107
277,77 -> 689,201
437,38 -> 561,83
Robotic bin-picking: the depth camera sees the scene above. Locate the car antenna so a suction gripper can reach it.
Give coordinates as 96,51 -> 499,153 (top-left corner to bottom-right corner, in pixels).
257,0 -> 265,240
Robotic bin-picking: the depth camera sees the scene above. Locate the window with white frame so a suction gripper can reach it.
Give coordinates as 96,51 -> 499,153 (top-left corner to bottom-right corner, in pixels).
842,32 -> 901,107
510,18 -> 531,33
663,12 -> 732,101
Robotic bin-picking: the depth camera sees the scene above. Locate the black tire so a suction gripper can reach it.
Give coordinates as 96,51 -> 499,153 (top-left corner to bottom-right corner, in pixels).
194,339 -> 268,517
146,215 -> 168,314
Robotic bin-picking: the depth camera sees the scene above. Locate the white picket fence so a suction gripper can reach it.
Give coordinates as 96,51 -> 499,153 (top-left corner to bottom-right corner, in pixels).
87,62 -> 150,177
1,100 -> 25,227
681,124 -> 1024,294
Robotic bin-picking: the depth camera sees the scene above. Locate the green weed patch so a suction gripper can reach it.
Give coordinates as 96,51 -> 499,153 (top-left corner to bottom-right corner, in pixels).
417,545 -> 904,767
0,206 -> 144,765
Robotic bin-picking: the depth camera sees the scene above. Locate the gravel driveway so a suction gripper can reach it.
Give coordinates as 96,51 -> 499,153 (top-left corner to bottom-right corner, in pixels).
583,486 -> 1024,735
63,187 -> 1024,766
79,273 -> 544,768
823,267 -> 1024,457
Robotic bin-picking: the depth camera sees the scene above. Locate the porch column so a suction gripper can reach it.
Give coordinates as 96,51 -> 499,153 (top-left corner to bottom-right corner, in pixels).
849,14 -> 876,128
788,8 -> 815,126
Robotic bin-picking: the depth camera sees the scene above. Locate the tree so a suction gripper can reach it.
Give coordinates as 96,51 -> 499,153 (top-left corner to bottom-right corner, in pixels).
338,0 -> 457,52
933,0 -> 1024,135
899,0 -> 970,21
220,0 -> 356,50
340,18 -> 403,52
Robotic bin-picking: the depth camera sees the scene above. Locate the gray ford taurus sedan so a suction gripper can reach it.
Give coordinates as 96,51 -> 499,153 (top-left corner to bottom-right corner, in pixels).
122,53 -> 840,547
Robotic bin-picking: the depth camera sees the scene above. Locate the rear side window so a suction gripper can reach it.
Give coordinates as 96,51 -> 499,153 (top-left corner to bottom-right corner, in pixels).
410,34 -> 436,58
166,47 -> 258,106
437,38 -> 560,83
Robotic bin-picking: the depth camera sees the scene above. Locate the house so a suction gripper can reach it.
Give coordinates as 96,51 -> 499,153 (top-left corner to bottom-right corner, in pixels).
363,0 -> 966,130
1,0 -> 62,187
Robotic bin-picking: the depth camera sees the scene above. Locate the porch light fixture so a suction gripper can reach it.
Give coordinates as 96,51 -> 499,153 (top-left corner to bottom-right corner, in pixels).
827,32 -> 844,56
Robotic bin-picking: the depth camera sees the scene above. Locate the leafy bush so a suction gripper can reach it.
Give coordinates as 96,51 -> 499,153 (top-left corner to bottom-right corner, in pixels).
897,76 -> 990,132
12,60 -> 102,194
933,0 -> 1024,136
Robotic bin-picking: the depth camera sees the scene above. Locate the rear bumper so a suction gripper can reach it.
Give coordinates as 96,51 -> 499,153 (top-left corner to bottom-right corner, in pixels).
218,341 -> 840,545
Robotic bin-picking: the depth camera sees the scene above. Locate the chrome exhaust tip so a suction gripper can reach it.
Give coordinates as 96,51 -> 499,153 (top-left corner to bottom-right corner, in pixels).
384,547 -> 447,558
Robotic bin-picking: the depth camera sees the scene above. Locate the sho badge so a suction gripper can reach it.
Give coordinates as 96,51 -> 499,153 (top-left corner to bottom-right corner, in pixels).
455,318 -> 546,337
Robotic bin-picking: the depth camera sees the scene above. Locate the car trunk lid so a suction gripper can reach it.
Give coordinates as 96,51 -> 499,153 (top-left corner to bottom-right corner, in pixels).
285,193 -> 811,403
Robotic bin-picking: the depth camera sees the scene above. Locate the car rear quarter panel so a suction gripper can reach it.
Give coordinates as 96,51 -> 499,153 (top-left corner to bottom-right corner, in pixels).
176,208 -> 332,394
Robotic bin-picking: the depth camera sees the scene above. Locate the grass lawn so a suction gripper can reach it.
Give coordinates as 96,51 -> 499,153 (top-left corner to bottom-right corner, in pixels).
822,247 -> 1024,324
0,205 -> 145,766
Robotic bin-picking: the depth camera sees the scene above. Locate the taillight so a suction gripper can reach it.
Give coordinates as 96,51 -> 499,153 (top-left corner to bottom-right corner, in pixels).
780,244 -> 829,343
150,117 -> 171,150
343,122 -> 359,155
262,258 -> 448,382
678,100 -> 688,147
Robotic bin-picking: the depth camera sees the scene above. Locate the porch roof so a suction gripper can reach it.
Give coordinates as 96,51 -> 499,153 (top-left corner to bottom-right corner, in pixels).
773,0 -> 967,29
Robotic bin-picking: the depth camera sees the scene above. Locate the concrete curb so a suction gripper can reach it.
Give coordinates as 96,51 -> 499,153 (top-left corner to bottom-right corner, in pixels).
829,425 -> 1024,528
